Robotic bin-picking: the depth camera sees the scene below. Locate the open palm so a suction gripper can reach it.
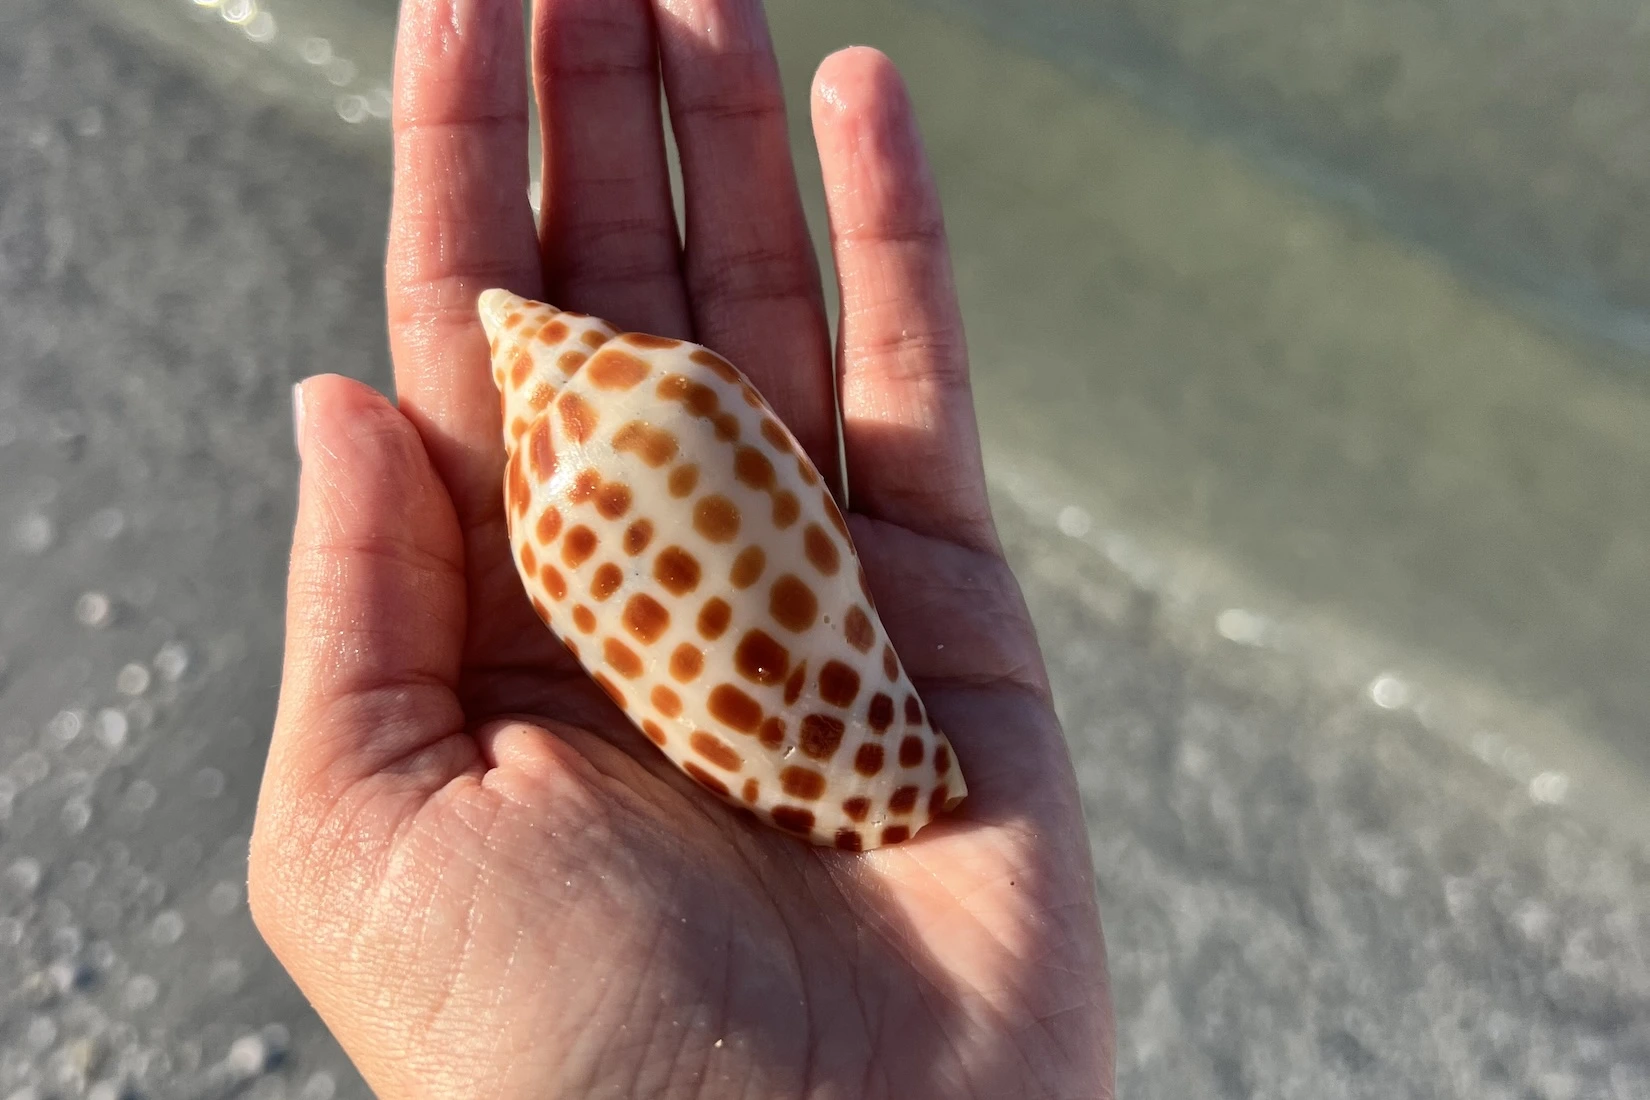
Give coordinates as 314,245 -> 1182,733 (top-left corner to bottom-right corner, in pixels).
248,0 -> 1112,1096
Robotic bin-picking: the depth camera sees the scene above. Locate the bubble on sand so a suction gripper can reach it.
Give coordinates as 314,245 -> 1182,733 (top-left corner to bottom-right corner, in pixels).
208,880 -> 242,915
227,1033 -> 269,1076
123,974 -> 159,1009
151,910 -> 185,945
115,663 -> 150,696
154,642 -> 190,682
95,708 -> 128,749
75,591 -> 111,627
6,858 -> 43,895
1055,504 -> 1092,538
14,512 -> 55,553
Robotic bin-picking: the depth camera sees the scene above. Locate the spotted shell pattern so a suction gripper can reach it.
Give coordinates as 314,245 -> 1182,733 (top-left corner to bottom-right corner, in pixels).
478,289 -> 965,849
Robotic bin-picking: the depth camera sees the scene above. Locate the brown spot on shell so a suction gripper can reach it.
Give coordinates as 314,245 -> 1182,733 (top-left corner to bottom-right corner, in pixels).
557,391 -> 598,443
642,720 -> 668,745
799,714 -> 845,761
760,418 -> 792,455
867,693 -> 894,732
623,593 -> 670,644
690,348 -> 741,382
563,526 -> 598,568
604,638 -> 643,679
669,464 -> 699,498
730,546 -> 766,589
625,332 -> 683,350
624,519 -> 654,556
712,413 -> 740,441
539,564 -> 567,600
510,348 -> 533,387
905,695 -> 924,725
783,663 -> 808,706
572,605 -> 596,633
528,419 -> 555,482
538,320 -> 569,344
842,797 -> 871,823
654,546 -> 701,596
734,446 -> 774,491
772,491 -> 800,528
690,731 -> 743,771
693,495 -> 741,543
770,806 -> 815,835
697,597 -> 732,640
734,630 -> 790,686
758,716 -> 786,748
568,469 -> 600,503
582,329 -> 609,349
803,524 -> 840,575
587,350 -> 650,390
530,597 -> 551,623
882,825 -> 910,845
707,684 -> 763,733
683,762 -> 730,797
558,350 -> 587,374
670,643 -> 704,682
883,645 -> 899,681
900,736 -> 925,768
934,744 -> 951,777
769,574 -> 818,633
591,563 -> 623,602
657,374 -> 721,417
929,785 -> 952,817
519,540 -> 537,575
613,421 -> 678,467
844,606 -> 874,652
528,384 -> 554,411
818,660 -> 861,708
889,786 -> 919,815
741,778 -> 760,803
536,507 -> 563,545
651,684 -> 683,717
834,830 -> 864,852
854,743 -> 884,777
507,449 -> 531,519
797,454 -> 821,486
596,482 -> 632,520
780,766 -> 826,800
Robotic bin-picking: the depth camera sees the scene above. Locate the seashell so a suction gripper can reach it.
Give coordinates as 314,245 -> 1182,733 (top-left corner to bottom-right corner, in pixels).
478,290 -> 965,849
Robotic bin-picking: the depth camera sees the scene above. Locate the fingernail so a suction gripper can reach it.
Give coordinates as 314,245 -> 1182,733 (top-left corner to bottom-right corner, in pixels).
292,381 -> 307,461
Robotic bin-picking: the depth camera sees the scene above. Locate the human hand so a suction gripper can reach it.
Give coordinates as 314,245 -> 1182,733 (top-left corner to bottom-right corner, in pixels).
249,0 -> 1113,1096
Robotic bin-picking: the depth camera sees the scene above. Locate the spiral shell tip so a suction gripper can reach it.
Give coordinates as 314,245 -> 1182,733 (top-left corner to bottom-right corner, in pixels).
477,288 -> 532,341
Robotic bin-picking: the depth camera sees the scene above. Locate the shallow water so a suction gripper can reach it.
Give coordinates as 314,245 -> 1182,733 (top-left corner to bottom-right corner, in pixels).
5,0 -> 1648,1096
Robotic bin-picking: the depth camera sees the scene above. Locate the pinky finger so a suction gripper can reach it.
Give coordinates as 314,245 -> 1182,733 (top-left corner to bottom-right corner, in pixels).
812,47 -> 998,555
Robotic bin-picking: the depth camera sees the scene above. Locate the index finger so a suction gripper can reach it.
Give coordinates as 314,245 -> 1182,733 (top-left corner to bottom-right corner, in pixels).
386,0 -> 541,527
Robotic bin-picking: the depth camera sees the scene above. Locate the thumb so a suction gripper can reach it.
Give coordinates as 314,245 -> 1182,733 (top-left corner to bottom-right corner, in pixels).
268,374 -> 470,797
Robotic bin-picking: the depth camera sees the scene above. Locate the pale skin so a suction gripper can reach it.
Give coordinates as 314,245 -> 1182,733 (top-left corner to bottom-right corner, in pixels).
248,0 -> 1114,1095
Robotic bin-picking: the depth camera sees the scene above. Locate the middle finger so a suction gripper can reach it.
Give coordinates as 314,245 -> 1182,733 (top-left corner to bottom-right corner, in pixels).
534,0 -> 691,337
653,0 -> 838,477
